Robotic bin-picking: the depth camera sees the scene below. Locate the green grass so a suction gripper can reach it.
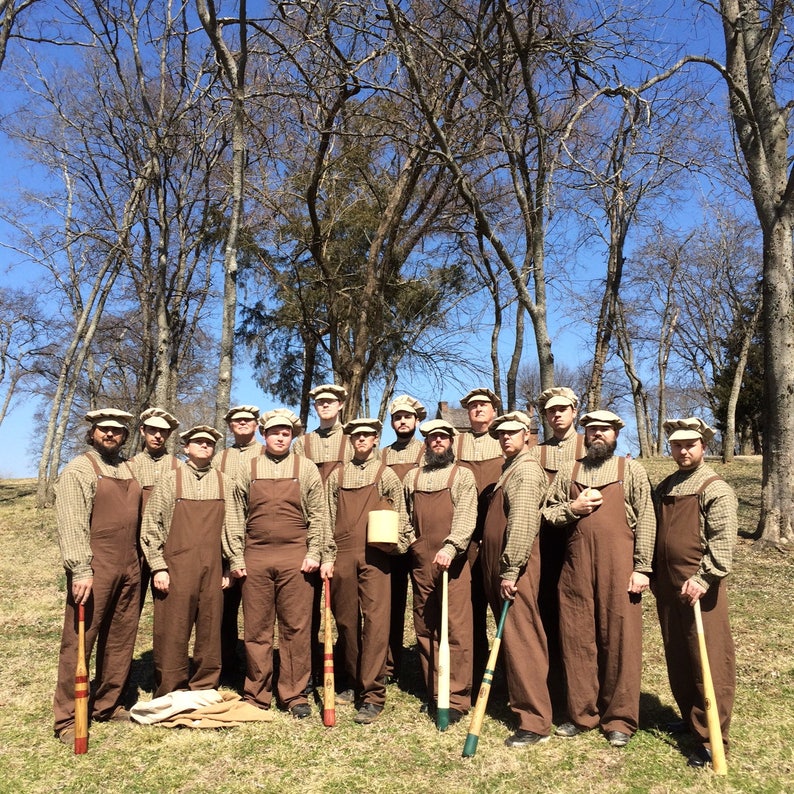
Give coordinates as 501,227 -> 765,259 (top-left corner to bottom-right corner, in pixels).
0,463 -> 792,793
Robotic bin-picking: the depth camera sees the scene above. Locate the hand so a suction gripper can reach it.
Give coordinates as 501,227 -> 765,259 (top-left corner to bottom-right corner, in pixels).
680,577 -> 707,606
231,568 -> 247,579
72,577 -> 93,605
320,562 -> 334,580
301,557 -> 320,574
627,571 -> 649,594
433,551 -> 453,570
500,578 -> 518,601
153,570 -> 170,594
570,490 -> 603,516
221,573 -> 231,590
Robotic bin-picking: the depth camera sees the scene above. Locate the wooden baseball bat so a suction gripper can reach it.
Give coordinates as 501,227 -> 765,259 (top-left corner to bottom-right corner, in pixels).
693,600 -> 727,775
74,602 -> 89,754
322,578 -> 336,727
437,570 -> 450,731
462,599 -> 511,757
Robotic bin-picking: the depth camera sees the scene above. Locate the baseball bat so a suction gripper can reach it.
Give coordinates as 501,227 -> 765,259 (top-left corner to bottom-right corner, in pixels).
693,600 -> 727,775
322,578 -> 336,727
462,599 -> 511,757
437,570 -> 450,731
74,602 -> 89,754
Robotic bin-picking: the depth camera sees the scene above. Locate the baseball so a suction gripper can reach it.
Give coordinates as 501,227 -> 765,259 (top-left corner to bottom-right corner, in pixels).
582,487 -> 602,500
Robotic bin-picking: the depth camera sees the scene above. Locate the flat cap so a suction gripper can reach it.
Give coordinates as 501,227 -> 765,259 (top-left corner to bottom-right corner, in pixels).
579,410 -> 625,431
388,394 -> 427,421
663,417 -> 715,443
85,408 -> 133,428
180,425 -> 222,444
139,407 -> 180,431
309,383 -> 348,402
260,408 -> 303,433
488,411 -> 532,438
419,419 -> 457,438
537,386 -> 578,412
461,387 -> 502,409
343,417 -> 382,435
224,405 -> 260,422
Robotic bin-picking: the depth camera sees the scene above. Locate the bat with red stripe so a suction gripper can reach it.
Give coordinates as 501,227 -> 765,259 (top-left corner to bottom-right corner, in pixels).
462,599 -> 511,757
74,602 -> 89,754
437,570 -> 450,731
693,600 -> 727,775
322,578 -> 335,727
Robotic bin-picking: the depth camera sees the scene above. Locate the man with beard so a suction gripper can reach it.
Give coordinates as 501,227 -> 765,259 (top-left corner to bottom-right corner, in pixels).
528,387 -> 583,708
653,418 -> 737,769
380,394 -> 427,683
326,418 -> 411,724
404,419 -> 477,724
130,407 -> 181,610
212,405 -> 263,683
456,387 -> 504,687
53,409 -> 141,745
543,410 -> 655,748
480,411 -> 552,747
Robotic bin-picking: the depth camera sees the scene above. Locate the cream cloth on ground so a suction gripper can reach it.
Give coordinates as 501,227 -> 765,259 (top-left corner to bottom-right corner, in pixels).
131,689 -> 273,727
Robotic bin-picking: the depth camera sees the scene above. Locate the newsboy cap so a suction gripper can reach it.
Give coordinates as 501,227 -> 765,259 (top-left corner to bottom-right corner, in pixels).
663,417 -> 715,444
224,405 -> 260,422
343,418 -> 382,435
578,410 -> 625,431
139,407 -> 180,431
85,408 -> 133,428
419,419 -> 457,438
537,387 -> 578,412
388,394 -> 427,421
488,411 -> 532,438
259,408 -> 303,434
309,384 -> 348,402
180,425 -> 222,444
460,387 -> 502,409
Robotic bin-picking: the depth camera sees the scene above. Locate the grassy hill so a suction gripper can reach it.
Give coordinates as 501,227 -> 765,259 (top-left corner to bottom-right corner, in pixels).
0,459 -> 791,793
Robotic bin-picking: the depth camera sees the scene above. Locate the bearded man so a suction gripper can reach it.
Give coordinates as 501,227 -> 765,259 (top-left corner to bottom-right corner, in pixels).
542,410 -> 656,748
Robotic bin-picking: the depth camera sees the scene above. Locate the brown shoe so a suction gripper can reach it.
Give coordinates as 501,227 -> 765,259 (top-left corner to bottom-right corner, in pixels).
57,726 -> 76,746
108,706 -> 131,722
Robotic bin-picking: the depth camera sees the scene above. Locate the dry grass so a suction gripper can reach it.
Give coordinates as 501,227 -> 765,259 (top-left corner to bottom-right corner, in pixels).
0,462 -> 792,793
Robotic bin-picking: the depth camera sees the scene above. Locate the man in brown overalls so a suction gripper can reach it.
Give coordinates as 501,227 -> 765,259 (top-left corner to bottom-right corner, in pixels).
456,387 -> 504,688
326,418 -> 412,724
212,405 -> 263,682
480,412 -> 552,747
234,409 -> 334,719
404,419 -> 477,724
380,394 -> 427,683
543,410 -> 656,748
53,409 -> 142,745
140,425 -> 246,698
654,417 -> 737,768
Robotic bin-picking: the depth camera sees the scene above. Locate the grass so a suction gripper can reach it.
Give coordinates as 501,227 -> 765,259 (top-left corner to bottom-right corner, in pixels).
0,460 -> 792,793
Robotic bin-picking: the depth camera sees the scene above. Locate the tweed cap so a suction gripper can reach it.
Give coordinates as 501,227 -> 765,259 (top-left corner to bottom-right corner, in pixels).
85,408 -> 133,428
579,410 -> 625,431
309,384 -> 348,402
460,387 -> 502,409
224,405 -> 260,422
663,417 -> 715,443
419,419 -> 457,438
537,386 -> 578,412
343,418 -> 382,435
259,408 -> 303,433
139,407 -> 179,431
180,425 -> 222,444
388,394 -> 427,421
488,411 -> 532,438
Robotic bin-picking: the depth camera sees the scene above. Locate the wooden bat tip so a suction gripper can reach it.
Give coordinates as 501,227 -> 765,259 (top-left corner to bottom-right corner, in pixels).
74,737 -> 88,754
322,710 -> 336,727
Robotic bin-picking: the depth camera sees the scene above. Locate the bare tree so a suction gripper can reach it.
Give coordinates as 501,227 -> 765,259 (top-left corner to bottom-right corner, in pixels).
0,0 -> 39,71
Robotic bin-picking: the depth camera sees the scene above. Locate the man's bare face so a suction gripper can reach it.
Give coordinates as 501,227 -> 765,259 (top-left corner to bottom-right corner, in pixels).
391,411 -> 417,439
265,426 -> 293,455
91,425 -> 125,456
544,405 -> 574,437
584,426 -> 617,462
671,438 -> 705,470
185,438 -> 215,467
468,400 -> 495,430
315,399 -> 342,423
229,417 -> 257,445
498,428 -> 526,458
350,431 -> 378,459
141,424 -> 171,455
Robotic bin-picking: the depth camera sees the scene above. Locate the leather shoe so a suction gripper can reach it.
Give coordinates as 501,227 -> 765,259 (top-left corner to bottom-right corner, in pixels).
447,709 -> 464,726
290,703 -> 311,719
687,745 -> 712,768
57,726 -> 75,746
606,730 -> 631,747
555,722 -> 585,738
354,702 -> 383,724
336,688 -> 355,705
504,730 -> 550,747
665,719 -> 688,734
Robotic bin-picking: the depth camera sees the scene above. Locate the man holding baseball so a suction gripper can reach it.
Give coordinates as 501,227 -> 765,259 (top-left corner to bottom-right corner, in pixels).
543,410 -> 655,748
53,409 -> 142,745
404,419 -> 478,725
654,418 -> 737,768
480,411 -> 552,747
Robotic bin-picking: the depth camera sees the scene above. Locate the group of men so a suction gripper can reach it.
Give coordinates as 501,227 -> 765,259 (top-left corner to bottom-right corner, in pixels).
52,385 -> 737,770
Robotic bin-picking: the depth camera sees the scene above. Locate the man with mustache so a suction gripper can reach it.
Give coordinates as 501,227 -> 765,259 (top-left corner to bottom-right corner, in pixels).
543,410 -> 655,748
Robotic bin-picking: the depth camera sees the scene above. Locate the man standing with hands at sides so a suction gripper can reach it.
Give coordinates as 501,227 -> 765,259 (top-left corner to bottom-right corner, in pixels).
212,405 -> 263,682
456,387 -> 504,687
234,410 -> 334,719
529,387 -> 582,709
130,407 -> 181,609
380,394 -> 427,683
140,425 -> 246,697
480,411 -> 552,747
53,409 -> 141,745
326,418 -> 412,724
543,410 -> 655,748
404,419 -> 477,724
654,418 -> 737,769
